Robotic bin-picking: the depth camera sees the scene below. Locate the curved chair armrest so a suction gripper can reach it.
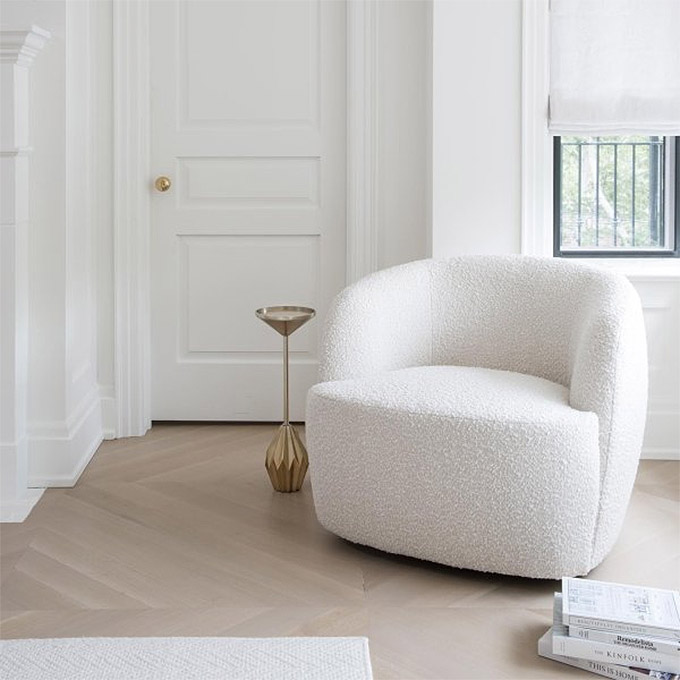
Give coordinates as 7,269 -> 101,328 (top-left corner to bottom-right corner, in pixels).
569,275 -> 648,564
318,260 -> 433,383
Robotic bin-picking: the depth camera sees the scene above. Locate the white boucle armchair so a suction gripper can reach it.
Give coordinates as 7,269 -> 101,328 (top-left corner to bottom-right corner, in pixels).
306,256 -> 648,579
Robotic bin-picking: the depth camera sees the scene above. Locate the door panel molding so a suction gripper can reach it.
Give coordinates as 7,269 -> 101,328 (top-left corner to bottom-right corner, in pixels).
113,0 -> 376,430
176,157 -> 321,209
177,0 -> 321,130
177,234 -> 319,357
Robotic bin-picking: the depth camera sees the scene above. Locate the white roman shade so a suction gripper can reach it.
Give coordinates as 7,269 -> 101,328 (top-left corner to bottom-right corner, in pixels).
550,0 -> 680,134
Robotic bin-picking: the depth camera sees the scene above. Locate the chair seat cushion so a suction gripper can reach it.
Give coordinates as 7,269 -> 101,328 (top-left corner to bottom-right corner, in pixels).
306,366 -> 601,578
310,365 -> 583,426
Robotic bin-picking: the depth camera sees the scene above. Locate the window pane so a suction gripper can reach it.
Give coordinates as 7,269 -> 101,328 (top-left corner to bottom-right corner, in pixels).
558,136 -> 666,252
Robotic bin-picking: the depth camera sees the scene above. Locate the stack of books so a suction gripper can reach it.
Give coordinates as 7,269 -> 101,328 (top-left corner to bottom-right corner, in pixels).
538,578 -> 680,680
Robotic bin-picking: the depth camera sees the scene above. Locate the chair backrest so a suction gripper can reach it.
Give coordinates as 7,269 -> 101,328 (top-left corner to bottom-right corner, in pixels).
429,256 -> 630,388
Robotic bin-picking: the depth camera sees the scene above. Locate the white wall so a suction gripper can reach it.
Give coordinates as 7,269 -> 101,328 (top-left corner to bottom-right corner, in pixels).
432,0 -> 522,256
376,1 -> 430,268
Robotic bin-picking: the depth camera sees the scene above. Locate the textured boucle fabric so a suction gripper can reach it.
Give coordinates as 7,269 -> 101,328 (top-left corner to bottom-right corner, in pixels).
308,256 -> 647,578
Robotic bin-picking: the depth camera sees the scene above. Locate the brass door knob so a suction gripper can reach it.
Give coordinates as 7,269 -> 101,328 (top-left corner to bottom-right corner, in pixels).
154,176 -> 171,192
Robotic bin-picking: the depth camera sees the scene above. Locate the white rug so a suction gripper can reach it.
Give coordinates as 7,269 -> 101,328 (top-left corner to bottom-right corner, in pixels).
0,636 -> 373,680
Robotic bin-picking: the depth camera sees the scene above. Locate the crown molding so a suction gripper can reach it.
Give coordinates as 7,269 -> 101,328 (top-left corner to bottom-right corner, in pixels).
0,26 -> 51,66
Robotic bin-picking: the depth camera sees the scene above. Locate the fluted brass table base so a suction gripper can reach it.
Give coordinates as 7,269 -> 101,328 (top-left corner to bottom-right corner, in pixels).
265,423 -> 309,493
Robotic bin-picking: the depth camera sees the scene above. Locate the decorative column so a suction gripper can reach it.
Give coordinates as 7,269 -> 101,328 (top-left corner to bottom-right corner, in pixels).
0,26 -> 50,522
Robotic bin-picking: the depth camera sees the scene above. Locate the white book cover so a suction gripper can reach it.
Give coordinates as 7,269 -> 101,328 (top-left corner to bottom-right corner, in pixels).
552,594 -> 680,674
539,629 -> 680,680
562,578 -> 680,639
570,624 -> 680,657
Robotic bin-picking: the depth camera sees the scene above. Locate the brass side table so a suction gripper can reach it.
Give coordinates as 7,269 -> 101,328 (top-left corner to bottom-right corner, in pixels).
255,306 -> 316,492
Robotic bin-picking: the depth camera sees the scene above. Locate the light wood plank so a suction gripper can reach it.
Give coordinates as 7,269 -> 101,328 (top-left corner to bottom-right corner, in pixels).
1,423 -> 678,679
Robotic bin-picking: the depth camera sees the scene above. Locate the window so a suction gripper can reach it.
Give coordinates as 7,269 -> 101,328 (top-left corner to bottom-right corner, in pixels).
554,136 -> 679,258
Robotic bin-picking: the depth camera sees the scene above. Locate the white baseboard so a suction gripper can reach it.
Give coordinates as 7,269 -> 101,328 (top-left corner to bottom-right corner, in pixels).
1,436 -> 45,522
641,448 -> 680,461
0,487 -> 44,522
28,389 -> 104,487
641,407 -> 679,461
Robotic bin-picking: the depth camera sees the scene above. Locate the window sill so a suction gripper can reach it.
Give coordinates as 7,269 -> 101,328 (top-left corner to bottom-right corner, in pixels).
567,257 -> 680,279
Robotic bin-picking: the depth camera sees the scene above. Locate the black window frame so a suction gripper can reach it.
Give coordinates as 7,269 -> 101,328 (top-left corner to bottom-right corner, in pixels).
553,136 -> 680,258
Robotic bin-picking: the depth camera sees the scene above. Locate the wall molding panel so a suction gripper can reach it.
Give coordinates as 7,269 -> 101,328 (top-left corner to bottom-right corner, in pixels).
21,1 -> 105,492
0,25 -> 50,522
635,276 -> 680,460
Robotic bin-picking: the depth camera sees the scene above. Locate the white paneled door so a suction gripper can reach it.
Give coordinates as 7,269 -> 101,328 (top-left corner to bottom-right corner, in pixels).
150,0 -> 346,420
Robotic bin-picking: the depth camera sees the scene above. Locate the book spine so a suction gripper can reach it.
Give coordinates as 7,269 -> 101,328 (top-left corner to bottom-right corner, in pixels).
569,624 -> 680,656
567,615 -> 680,640
553,632 -> 680,673
539,632 -> 659,680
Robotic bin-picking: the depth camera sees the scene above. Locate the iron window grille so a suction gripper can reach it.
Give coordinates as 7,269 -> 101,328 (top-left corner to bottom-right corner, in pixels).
554,136 -> 679,258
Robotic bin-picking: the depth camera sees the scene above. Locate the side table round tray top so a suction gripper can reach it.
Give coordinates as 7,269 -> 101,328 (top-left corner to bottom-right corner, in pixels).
255,306 -> 316,493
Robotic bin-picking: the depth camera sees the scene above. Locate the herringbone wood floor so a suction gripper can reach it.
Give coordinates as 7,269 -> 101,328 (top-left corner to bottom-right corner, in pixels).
1,424 -> 678,679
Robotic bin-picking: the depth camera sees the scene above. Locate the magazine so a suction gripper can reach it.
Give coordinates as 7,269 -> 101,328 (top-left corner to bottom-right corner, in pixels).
539,630 -> 680,680
553,594 -> 680,674
562,578 -> 680,639
569,624 -> 680,658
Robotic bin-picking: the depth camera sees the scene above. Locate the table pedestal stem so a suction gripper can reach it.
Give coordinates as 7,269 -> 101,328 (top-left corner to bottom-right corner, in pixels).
283,335 -> 289,425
